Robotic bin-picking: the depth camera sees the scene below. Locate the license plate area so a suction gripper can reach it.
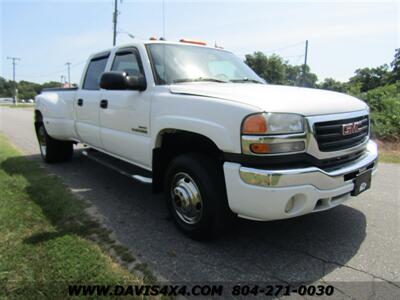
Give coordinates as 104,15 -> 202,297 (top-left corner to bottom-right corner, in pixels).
351,169 -> 372,196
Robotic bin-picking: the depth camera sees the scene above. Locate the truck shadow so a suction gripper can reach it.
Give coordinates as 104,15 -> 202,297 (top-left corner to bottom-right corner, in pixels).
1,151 -> 367,287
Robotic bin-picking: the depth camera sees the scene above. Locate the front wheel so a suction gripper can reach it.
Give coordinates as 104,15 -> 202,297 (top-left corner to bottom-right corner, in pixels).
164,153 -> 233,240
35,123 -> 73,163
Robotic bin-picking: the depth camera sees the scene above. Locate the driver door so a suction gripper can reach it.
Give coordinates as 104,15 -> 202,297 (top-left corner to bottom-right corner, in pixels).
99,48 -> 152,168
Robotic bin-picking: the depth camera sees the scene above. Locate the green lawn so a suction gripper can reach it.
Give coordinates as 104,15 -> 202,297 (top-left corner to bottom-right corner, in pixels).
0,134 -> 155,298
0,104 -> 34,108
379,152 -> 400,164
376,140 -> 400,164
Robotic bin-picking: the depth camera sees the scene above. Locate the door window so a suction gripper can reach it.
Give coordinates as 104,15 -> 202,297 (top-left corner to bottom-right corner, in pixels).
111,51 -> 143,77
83,56 -> 109,90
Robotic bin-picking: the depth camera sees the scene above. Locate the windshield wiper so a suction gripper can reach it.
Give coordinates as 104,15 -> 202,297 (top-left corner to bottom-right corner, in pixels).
173,77 -> 228,83
230,78 -> 263,84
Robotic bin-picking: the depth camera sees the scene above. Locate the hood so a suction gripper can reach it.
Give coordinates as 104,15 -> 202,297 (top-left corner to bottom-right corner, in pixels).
169,83 -> 368,116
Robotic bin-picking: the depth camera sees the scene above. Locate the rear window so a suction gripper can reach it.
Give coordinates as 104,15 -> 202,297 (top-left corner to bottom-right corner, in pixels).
83,56 -> 109,90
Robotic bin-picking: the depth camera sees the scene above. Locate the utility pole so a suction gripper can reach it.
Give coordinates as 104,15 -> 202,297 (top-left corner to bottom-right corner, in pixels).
66,62 -> 71,86
162,0 -> 165,38
6,56 -> 21,104
301,40 -> 309,86
113,0 -> 118,46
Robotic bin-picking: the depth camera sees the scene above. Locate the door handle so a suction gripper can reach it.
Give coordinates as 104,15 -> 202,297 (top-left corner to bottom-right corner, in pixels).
100,99 -> 108,109
77,98 -> 83,106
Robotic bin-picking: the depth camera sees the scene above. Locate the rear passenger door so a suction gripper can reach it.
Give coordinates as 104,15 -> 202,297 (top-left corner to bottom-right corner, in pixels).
99,48 -> 152,168
75,53 -> 109,148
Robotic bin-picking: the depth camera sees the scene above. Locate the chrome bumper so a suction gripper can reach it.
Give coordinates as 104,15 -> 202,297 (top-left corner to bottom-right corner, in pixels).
239,140 -> 378,190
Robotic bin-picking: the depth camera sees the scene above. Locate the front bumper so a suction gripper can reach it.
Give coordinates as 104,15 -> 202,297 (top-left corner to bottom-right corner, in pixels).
223,140 -> 378,221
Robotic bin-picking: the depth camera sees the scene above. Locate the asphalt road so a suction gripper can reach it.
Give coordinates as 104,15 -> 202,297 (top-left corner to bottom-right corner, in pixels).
1,107 -> 399,299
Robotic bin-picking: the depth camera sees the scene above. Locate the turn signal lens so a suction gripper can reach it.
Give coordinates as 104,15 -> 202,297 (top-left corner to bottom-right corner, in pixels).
249,141 -> 305,154
242,114 -> 267,134
250,143 -> 269,154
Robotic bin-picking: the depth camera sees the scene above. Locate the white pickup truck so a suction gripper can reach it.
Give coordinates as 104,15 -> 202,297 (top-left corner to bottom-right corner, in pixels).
35,39 -> 378,239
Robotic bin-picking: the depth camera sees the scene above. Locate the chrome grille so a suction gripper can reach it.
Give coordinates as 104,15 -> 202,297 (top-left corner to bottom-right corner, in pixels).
314,115 -> 369,152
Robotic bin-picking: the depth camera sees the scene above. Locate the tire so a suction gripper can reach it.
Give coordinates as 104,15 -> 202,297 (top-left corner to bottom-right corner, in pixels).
164,153 -> 234,240
35,122 -> 73,163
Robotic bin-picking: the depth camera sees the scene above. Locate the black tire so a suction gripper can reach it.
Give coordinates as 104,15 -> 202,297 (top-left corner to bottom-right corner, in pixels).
35,122 -> 73,163
164,153 -> 234,240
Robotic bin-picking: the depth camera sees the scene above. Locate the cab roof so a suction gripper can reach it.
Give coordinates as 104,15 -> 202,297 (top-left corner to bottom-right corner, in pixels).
90,39 -> 231,59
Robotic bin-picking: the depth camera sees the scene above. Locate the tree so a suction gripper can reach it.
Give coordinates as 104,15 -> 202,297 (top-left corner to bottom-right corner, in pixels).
285,64 -> 302,86
299,64 -> 318,88
318,78 -> 347,93
390,48 -> 400,82
18,80 -> 41,100
244,52 -> 318,87
0,77 -> 13,97
41,81 -> 62,89
0,76 -> 66,100
349,65 -> 391,93
245,52 -> 286,84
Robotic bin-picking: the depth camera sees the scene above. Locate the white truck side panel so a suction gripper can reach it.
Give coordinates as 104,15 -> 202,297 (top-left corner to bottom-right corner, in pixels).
151,90 -> 259,154
35,91 -> 78,140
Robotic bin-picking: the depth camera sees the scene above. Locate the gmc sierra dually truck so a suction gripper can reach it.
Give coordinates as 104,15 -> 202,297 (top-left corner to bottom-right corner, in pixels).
35,39 -> 378,239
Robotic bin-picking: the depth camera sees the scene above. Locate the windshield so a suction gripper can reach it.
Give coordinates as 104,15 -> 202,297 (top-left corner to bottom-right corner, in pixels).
146,43 -> 264,85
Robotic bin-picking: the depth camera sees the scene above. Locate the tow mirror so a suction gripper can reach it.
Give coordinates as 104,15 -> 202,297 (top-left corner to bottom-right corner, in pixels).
125,74 -> 147,91
100,72 -> 146,91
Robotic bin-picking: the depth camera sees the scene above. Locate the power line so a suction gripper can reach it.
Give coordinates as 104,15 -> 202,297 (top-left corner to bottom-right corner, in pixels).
281,54 -> 304,59
294,54 -> 305,65
19,68 -> 68,79
262,41 -> 305,54
235,41 -> 305,58
117,28 -> 136,39
18,59 -> 86,80
71,59 -> 87,67
117,27 -> 150,41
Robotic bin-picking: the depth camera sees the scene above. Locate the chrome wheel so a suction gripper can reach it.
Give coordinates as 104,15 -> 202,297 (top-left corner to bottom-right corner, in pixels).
170,172 -> 203,225
37,126 -> 47,157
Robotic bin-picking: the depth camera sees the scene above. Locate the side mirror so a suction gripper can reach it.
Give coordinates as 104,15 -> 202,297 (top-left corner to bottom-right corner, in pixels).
125,74 -> 147,91
100,72 -> 146,91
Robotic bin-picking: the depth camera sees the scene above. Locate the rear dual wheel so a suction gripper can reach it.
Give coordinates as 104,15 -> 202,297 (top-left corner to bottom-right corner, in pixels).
36,123 -> 73,163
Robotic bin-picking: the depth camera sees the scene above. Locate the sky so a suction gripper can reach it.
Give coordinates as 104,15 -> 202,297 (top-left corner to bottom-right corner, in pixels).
1,0 -> 399,84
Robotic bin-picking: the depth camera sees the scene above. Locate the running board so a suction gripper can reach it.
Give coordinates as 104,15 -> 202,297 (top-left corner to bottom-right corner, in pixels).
82,149 -> 152,184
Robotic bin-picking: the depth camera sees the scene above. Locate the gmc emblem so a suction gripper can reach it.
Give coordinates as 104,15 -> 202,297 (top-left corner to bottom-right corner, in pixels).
342,121 -> 363,136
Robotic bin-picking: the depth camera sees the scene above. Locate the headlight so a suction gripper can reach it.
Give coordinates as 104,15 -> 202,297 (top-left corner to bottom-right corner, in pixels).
242,113 -> 304,135
241,113 -> 306,155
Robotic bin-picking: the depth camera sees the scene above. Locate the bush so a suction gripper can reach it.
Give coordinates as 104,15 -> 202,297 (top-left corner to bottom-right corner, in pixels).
369,97 -> 400,140
358,84 -> 400,140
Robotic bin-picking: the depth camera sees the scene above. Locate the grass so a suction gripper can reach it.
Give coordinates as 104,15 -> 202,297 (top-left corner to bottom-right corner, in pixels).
379,152 -> 400,164
0,104 -> 34,108
0,134 -> 158,298
376,139 -> 400,164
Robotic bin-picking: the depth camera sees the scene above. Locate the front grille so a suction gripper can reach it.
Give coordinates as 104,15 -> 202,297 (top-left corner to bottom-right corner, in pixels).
317,150 -> 365,169
314,115 -> 369,152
